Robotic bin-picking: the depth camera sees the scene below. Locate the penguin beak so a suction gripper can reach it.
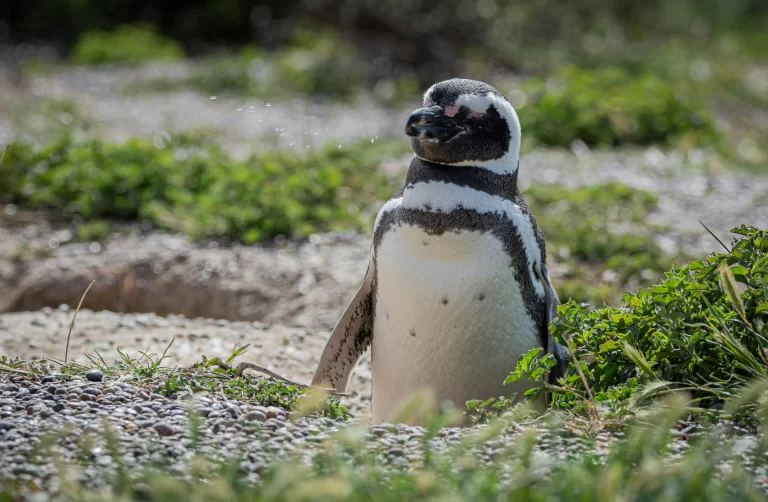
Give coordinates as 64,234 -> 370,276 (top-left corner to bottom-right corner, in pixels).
405,106 -> 462,142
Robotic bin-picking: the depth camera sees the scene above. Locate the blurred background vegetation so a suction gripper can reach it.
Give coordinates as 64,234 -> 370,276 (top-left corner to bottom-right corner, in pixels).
1,0 -> 767,306
3,0 -> 766,150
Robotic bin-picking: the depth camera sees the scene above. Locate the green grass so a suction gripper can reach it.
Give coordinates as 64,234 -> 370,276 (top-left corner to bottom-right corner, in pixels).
0,133 -> 407,244
70,24 -> 185,65
0,342 -> 348,419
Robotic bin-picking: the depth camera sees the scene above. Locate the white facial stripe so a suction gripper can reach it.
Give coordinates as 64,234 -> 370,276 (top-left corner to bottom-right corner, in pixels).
401,181 -> 544,296
374,196 -> 403,231
450,92 -> 522,175
422,84 -> 437,107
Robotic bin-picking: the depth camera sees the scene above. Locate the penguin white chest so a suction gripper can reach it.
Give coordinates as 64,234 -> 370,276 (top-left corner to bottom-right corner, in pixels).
372,224 -> 539,424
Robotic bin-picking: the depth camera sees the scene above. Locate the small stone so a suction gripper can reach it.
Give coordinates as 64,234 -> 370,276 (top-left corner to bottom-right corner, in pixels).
153,423 -> 178,437
81,388 -> 102,397
40,376 -> 56,384
52,403 -> 65,412
2,384 -> 19,394
388,447 -> 406,457
118,383 -> 140,393
85,370 -> 104,382
379,423 -> 399,433
222,405 -> 240,419
244,411 -> 267,423
0,420 -> 16,432
79,394 -> 96,402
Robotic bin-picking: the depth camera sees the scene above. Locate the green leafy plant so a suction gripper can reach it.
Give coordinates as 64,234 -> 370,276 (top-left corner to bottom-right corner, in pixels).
71,24 -> 185,65
517,226 -> 768,417
0,133 -> 406,244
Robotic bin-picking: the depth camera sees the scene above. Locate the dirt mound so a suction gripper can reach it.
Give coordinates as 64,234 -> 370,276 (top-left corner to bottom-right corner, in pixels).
0,214 -> 369,328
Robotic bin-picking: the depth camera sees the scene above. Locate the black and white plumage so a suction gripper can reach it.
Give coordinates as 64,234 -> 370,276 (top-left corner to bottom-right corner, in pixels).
312,78 -> 569,424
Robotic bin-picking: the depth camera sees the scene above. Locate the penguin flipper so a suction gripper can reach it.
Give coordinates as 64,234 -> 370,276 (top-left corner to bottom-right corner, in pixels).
534,262 -> 570,384
311,259 -> 375,392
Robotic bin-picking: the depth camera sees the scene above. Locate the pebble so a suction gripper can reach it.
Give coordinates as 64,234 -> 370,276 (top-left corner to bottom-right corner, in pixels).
244,411 -> 267,423
85,370 -> 104,382
1,369 -> 765,496
2,384 -> 19,394
153,423 -> 178,437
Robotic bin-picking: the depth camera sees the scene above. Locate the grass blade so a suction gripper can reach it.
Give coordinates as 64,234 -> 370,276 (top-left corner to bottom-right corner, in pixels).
718,262 -> 751,327
700,221 -> 731,253
64,280 -> 95,363
621,343 -> 658,379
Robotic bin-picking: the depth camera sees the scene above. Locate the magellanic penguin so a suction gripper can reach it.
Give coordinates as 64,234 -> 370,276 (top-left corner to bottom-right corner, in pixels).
312,78 -> 569,425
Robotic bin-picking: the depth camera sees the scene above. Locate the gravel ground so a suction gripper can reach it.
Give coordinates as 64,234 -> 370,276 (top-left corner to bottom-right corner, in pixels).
1,372 -> 767,496
0,372 -> 365,492
1,61 -> 768,496
0,61 -> 405,159
0,309 -> 373,417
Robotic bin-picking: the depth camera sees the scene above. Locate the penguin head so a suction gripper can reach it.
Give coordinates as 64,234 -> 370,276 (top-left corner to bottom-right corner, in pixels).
405,78 -> 521,174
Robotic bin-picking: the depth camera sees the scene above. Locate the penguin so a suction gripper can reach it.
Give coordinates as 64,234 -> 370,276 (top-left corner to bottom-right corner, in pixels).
311,78 -> 569,425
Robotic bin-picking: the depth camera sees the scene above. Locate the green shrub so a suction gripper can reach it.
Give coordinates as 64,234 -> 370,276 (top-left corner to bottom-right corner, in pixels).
516,66 -> 724,149
76,220 -> 111,242
274,23 -> 365,100
527,182 -> 676,305
71,24 -> 185,65
126,26 -> 375,102
548,225 -> 768,411
0,133 -> 404,243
